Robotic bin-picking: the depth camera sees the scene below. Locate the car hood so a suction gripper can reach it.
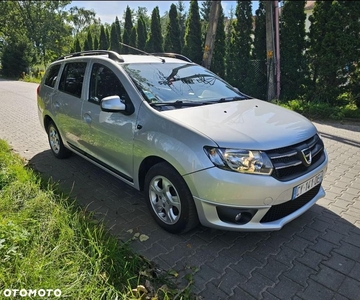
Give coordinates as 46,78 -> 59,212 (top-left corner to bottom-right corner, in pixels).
162,99 -> 317,150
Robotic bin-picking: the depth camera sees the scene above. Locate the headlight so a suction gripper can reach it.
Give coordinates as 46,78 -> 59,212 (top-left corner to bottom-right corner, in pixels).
204,147 -> 273,175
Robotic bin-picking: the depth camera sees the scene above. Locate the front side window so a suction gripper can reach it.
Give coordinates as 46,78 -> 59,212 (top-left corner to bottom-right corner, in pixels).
89,63 -> 128,104
44,64 -> 61,88
59,62 -> 87,98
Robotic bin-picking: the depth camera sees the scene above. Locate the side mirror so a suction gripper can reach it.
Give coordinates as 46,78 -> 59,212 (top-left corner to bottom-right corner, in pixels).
100,95 -> 126,112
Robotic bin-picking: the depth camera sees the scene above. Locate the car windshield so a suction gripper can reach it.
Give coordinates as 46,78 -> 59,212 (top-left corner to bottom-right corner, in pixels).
122,63 -> 247,106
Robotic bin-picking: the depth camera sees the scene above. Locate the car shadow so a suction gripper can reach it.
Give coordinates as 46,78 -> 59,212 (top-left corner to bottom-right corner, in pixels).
29,150 -> 360,299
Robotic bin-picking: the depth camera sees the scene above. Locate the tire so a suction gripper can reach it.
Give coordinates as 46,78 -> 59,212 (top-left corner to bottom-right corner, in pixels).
47,121 -> 71,159
144,162 -> 199,234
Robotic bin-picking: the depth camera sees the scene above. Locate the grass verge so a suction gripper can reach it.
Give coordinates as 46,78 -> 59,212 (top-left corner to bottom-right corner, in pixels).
0,139 -> 192,299
273,99 -> 360,121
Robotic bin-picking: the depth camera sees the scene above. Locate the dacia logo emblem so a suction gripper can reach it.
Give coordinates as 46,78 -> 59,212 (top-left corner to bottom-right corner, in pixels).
300,148 -> 312,166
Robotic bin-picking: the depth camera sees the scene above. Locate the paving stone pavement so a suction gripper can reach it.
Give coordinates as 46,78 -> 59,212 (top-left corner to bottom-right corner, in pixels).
1,79 -> 359,300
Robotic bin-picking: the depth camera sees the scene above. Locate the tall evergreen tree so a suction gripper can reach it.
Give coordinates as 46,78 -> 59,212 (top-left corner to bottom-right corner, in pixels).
164,4 -> 182,53
83,31 -> 93,50
176,1 -> 187,50
253,0 -> 266,60
226,1 -> 253,91
183,0 -> 202,64
308,1 -> 360,103
136,16 -> 147,50
252,0 -> 267,99
74,36 -> 81,52
122,6 -> 133,53
280,0 -> 307,100
93,35 -> 99,50
145,7 -> 163,53
99,25 -> 108,50
110,22 -> 120,53
114,16 -> 122,44
210,4 -> 225,78
130,27 -> 137,53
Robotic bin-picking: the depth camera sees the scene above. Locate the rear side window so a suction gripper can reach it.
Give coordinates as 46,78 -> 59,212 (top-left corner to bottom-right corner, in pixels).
59,62 -> 87,98
44,64 -> 61,88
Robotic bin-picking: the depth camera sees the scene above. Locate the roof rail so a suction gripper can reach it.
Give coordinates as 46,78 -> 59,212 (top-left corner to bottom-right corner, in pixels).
56,50 -> 124,62
151,53 -> 192,62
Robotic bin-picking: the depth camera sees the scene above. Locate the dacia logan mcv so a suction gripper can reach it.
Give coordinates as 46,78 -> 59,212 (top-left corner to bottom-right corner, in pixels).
37,50 -> 328,233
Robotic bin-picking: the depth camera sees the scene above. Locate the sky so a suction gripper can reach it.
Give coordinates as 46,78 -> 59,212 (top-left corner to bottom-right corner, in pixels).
68,1 -> 259,24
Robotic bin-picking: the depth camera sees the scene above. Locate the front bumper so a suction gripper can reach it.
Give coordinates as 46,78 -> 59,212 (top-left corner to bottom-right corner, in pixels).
183,152 -> 328,231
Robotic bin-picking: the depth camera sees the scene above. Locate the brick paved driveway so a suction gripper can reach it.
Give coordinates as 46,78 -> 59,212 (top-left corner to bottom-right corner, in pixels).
1,79 -> 359,299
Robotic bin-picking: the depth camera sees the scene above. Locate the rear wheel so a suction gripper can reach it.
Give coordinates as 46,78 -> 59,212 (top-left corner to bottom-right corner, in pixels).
47,122 -> 71,159
144,162 -> 199,234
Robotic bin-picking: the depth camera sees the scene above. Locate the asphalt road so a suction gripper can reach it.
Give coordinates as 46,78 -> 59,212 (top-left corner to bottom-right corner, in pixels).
0,79 -> 359,299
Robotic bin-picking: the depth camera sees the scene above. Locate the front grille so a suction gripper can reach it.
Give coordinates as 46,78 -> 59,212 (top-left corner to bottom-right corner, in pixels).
260,184 -> 321,223
267,134 -> 325,181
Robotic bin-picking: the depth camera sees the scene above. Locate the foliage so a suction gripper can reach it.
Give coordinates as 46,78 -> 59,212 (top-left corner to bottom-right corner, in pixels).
1,39 -> 31,78
251,0 -> 267,100
176,1 -> 187,50
210,4 -> 225,78
83,31 -> 93,51
273,98 -> 360,121
68,6 -> 97,36
308,1 -> 360,104
122,6 -> 133,54
164,4 -> 182,53
145,7 -> 163,53
0,139 -> 195,299
130,27 -> 137,53
183,0 -> 203,64
226,1 -> 253,92
136,16 -> 147,51
74,37 -> 82,52
99,25 -> 108,50
110,22 -> 120,53
93,35 -> 99,50
280,0 -> 307,100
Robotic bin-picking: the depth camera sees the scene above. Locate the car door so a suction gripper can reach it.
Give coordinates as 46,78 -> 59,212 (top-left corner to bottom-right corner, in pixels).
79,61 -> 137,183
52,61 -> 88,149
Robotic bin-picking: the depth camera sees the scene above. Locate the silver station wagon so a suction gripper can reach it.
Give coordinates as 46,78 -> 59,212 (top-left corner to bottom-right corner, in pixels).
37,50 -> 328,233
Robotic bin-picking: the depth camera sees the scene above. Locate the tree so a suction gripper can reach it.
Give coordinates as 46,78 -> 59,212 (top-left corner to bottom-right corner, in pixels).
280,0 -> 307,100
0,1 -> 73,65
226,1 -> 253,91
136,16 -> 147,50
210,3 -> 225,78
74,36 -> 82,52
1,38 -> 31,78
164,4 -> 182,53
183,0 -> 203,64
176,1 -> 187,50
83,31 -> 93,51
122,6 -> 133,53
93,35 -> 99,50
68,6 -> 97,36
109,22 -> 120,53
130,27 -> 137,53
252,0 -> 267,99
99,24 -> 108,50
145,7 -> 163,53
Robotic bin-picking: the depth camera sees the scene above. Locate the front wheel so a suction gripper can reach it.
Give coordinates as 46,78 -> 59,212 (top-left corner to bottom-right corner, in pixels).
144,162 -> 199,234
47,121 -> 71,159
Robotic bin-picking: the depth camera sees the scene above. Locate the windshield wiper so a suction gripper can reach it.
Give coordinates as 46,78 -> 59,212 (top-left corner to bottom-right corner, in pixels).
217,96 -> 250,102
150,100 -> 209,107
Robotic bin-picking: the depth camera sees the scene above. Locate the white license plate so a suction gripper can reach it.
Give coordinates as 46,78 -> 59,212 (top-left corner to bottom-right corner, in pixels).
292,171 -> 323,200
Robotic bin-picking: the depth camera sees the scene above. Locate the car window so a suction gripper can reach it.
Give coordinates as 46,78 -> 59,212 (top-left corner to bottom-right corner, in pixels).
44,64 -> 61,88
89,63 -> 128,104
59,62 -> 87,98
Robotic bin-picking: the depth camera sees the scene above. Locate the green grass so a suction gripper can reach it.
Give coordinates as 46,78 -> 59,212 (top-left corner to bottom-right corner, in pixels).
0,140 -> 192,299
273,99 -> 360,121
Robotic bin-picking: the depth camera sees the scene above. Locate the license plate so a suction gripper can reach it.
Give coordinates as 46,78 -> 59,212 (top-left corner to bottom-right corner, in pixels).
292,171 -> 323,200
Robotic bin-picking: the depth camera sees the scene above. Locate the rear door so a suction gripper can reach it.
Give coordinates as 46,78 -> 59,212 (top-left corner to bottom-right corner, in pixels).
52,60 -> 88,149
